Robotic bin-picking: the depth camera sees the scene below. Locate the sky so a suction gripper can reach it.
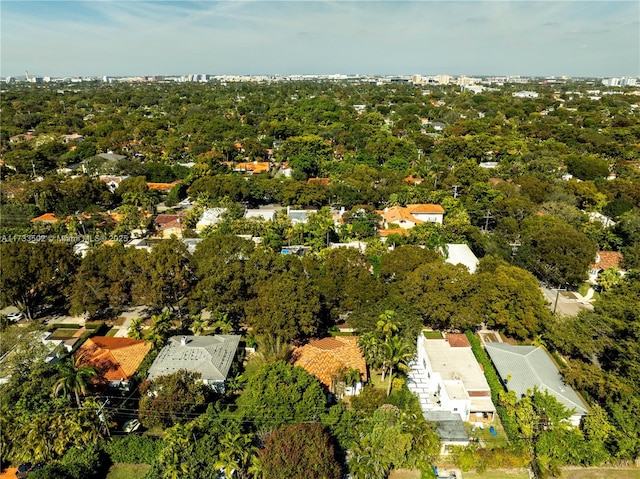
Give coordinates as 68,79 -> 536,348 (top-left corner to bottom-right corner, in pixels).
1,0 -> 638,78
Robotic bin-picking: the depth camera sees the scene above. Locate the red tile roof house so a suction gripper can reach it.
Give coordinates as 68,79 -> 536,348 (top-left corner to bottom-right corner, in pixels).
589,251 -> 625,283
290,337 -> 368,398
378,204 -> 445,230
30,213 -> 60,224
75,337 -> 151,390
153,213 -> 186,238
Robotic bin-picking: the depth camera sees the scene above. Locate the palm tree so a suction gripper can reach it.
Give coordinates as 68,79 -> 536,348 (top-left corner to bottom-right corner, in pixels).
128,317 -> 145,339
382,336 -> 414,396
149,311 -> 173,349
52,355 -> 98,408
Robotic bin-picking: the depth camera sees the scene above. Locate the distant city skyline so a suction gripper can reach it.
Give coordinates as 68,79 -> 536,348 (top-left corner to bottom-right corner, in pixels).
1,1 -> 638,78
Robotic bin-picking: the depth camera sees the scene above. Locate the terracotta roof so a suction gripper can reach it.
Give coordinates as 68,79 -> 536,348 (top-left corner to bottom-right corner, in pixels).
381,206 -> 423,225
406,204 -> 445,214
0,468 -> 18,479
291,336 -> 367,390
378,228 -> 410,237
307,178 -> 330,186
445,333 -> 472,348
147,180 -> 182,191
234,161 -> 271,173
591,251 -> 623,270
31,213 -> 60,223
404,175 -> 424,185
155,213 -> 184,230
76,337 -> 151,382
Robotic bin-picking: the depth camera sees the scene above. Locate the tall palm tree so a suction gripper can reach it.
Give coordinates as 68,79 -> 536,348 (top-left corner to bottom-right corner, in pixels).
149,311 -> 173,349
52,355 -> 98,408
128,317 -> 145,340
382,336 -> 414,396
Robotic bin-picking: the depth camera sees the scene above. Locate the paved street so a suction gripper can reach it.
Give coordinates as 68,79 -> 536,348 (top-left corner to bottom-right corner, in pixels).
540,286 -> 594,317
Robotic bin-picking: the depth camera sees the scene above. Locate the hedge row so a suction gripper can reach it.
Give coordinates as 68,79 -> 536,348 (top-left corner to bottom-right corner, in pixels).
105,435 -> 162,464
465,330 -> 521,444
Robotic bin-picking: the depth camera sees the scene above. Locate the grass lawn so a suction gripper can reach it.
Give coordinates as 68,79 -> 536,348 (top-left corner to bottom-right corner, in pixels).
49,328 -> 78,340
423,330 -> 444,339
463,470 -> 529,479
389,468 -> 421,479
466,419 -> 510,449
105,464 -> 150,479
106,328 -> 119,337
561,467 -> 640,479
369,371 -> 390,391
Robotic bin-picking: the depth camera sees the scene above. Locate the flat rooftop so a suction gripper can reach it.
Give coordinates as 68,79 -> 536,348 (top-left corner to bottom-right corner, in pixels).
424,338 -> 491,393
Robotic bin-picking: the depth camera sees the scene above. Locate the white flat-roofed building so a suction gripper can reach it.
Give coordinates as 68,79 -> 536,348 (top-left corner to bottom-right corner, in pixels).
408,333 -> 496,423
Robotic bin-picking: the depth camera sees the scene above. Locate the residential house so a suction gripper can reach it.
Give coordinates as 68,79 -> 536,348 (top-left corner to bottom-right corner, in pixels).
147,335 -> 241,393
443,244 -> 479,274
408,333 -> 496,423
196,208 -> 227,232
153,213 -> 185,238
97,152 -> 126,162
589,251 -> 624,284
404,175 -> 424,185
290,337 -> 367,397
30,213 -> 60,224
99,175 -> 130,193
234,161 -> 271,175
245,208 -> 277,222
75,337 -> 152,390
61,133 -> 84,143
378,204 -> 444,230
182,238 -> 203,255
485,343 -> 588,427
307,178 -> 330,187
147,180 -> 182,192
287,206 -> 317,224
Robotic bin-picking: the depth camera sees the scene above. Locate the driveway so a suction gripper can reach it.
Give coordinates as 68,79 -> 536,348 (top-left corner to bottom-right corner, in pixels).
540,286 -> 593,317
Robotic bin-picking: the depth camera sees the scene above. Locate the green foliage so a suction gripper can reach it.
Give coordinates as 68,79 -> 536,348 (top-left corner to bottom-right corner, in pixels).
106,435 -> 163,464
0,241 -> 78,319
138,370 -> 211,428
60,443 -> 109,479
237,361 -> 327,432
258,423 -> 341,479
349,405 -> 440,479
517,215 -> 597,286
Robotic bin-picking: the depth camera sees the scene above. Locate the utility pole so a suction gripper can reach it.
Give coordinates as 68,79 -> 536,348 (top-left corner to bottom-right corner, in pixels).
552,284 -> 568,316
96,399 -> 110,437
508,238 -> 521,263
482,210 -> 493,233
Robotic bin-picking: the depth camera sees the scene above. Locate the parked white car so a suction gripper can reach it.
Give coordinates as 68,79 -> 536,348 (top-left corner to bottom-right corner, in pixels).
123,419 -> 141,433
7,312 -> 24,322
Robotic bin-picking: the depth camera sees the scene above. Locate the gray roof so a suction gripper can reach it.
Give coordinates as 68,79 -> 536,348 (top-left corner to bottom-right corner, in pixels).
197,208 -> 227,227
424,411 -> 469,443
147,335 -> 240,382
97,152 -> 126,161
484,343 -> 587,416
287,209 -> 316,224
